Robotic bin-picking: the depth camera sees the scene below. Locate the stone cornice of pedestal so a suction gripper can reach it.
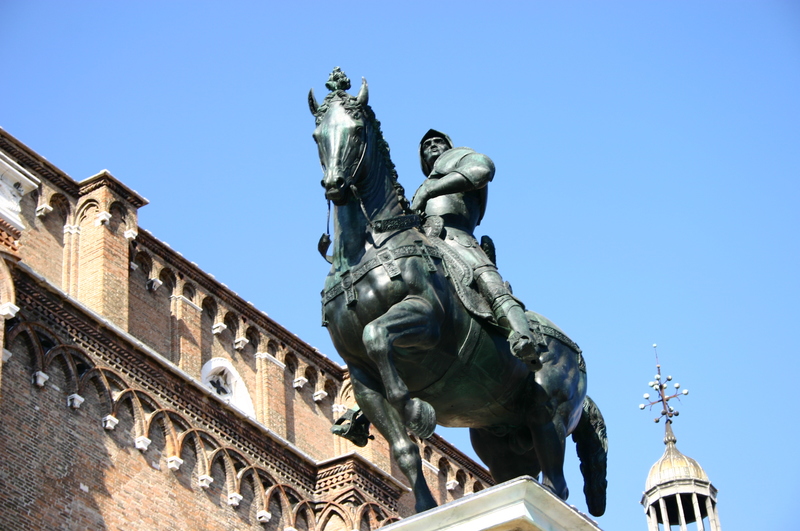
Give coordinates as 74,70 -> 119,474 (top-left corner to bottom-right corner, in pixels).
382,476 -> 602,531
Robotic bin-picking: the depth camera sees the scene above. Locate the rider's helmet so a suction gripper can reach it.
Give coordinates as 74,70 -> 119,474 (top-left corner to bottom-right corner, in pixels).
419,129 -> 454,176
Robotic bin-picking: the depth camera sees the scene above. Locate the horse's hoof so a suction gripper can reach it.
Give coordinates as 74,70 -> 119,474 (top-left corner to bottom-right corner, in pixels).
405,398 -> 436,439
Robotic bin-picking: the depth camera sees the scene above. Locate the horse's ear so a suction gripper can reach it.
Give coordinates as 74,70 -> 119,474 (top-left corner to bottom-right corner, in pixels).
356,77 -> 368,107
308,88 -> 319,115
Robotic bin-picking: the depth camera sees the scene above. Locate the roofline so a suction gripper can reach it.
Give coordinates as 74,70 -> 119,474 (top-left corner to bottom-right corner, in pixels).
79,170 -> 149,208
0,126 -> 79,196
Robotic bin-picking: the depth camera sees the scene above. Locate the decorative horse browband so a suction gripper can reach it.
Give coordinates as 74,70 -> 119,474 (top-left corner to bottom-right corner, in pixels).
321,241 -> 443,309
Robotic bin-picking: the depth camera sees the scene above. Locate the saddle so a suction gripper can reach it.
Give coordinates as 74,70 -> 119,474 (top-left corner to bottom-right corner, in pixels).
422,216 -> 495,322
427,236 -> 495,322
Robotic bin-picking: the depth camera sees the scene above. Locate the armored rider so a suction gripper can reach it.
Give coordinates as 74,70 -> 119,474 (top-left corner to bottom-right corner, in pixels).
410,129 -> 540,366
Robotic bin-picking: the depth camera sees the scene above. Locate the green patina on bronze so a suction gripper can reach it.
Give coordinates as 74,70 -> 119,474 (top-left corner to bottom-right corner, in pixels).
309,68 -> 608,516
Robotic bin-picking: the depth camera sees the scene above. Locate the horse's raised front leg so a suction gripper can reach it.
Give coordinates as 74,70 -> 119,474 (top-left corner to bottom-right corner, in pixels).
350,365 -> 437,513
362,295 -> 440,438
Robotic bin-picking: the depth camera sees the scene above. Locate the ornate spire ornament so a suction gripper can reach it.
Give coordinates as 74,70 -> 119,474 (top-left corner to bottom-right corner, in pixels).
639,344 -> 689,424
639,345 -> 721,531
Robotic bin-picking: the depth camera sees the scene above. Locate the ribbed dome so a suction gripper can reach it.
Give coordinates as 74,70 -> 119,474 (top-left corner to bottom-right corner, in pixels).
645,422 -> 709,491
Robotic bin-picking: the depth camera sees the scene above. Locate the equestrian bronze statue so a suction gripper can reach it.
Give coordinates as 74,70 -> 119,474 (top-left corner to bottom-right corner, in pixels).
310,68 -> 607,516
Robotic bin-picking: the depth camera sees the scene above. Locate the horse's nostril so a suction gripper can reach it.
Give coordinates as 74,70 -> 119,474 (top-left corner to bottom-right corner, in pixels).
335,177 -> 345,187
320,179 -> 325,188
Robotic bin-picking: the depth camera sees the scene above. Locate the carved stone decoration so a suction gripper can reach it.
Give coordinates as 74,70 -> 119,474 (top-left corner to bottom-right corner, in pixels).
146,278 -> 163,292
211,322 -> 227,335
293,376 -> 308,389
35,204 -> 53,218
94,211 -> 112,226
255,510 -> 272,523
123,229 -> 138,240
0,150 -> 40,232
227,493 -> 243,506
313,390 -> 328,402
166,456 -> 183,471
2,349 -> 12,362
233,337 -> 249,350
33,371 -> 49,387
0,301 -> 19,319
198,474 -> 213,489
134,436 -> 152,451
67,393 -> 85,409
445,480 -> 459,492
102,415 -> 119,430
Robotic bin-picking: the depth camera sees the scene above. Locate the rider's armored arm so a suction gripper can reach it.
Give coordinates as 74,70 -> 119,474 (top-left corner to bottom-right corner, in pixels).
412,151 -> 495,211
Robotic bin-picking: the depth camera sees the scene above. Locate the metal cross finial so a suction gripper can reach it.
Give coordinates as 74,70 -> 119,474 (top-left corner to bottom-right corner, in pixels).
639,344 -> 689,423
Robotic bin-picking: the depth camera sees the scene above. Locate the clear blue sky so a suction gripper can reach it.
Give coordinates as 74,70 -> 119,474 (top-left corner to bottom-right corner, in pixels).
2,2 -> 798,529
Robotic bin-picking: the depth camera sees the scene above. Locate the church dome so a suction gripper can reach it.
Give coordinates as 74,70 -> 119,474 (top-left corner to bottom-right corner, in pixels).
645,422 -> 709,491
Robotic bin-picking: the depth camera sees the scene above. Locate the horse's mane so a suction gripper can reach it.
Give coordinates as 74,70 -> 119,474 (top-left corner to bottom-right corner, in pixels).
314,74 -> 412,215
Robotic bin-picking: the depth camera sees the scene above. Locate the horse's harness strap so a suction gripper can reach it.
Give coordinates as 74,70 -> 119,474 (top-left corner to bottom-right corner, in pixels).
372,214 -> 421,233
322,243 -> 443,307
535,322 -> 584,367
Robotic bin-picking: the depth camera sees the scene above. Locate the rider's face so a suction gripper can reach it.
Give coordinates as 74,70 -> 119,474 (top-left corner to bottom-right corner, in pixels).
422,137 -> 450,169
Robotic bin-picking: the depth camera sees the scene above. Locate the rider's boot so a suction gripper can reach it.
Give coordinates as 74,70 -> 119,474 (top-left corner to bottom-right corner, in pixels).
500,300 -> 541,369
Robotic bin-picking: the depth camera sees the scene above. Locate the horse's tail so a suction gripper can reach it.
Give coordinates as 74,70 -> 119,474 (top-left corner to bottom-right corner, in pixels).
571,395 -> 608,517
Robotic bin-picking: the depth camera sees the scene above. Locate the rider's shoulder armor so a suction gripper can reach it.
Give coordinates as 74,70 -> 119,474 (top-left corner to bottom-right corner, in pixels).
431,148 -> 495,189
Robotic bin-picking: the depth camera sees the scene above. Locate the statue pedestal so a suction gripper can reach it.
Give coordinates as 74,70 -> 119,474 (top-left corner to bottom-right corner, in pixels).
383,476 -> 602,531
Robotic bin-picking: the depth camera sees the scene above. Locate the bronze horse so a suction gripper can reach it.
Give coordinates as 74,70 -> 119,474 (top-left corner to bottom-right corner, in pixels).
309,71 -> 607,516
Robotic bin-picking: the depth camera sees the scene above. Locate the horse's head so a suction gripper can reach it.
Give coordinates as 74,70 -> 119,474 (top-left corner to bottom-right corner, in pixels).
309,76 -> 370,205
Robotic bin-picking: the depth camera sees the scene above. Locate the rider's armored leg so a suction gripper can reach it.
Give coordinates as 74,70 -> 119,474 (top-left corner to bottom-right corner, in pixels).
476,269 -> 542,368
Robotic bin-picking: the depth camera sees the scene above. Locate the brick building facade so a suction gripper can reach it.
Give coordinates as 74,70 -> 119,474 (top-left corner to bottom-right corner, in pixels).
0,127 -> 492,530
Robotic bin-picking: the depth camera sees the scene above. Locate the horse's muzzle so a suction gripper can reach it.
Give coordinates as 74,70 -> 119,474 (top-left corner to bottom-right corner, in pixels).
323,173 -> 349,204
325,187 -> 346,203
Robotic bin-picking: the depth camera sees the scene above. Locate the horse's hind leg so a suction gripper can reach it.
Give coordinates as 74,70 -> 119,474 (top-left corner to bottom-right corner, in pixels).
469,427 -> 541,483
529,418 -> 569,500
362,295 -> 440,437
350,365 -> 437,513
